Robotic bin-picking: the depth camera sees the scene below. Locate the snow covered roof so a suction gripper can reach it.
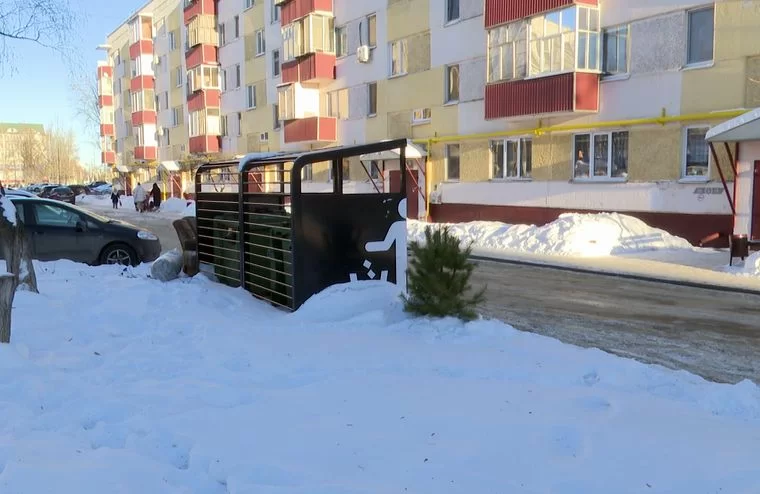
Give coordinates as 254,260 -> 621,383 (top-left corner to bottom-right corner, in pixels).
358,141 -> 427,162
706,108 -> 760,142
115,165 -> 130,173
237,152 -> 289,172
158,160 -> 180,171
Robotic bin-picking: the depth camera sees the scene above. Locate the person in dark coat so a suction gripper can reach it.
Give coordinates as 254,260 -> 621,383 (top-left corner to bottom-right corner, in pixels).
110,190 -> 119,209
151,183 -> 162,210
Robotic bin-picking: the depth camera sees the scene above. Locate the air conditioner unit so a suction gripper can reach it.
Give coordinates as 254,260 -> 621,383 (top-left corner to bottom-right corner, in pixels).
153,54 -> 160,65
157,127 -> 164,136
356,45 -> 370,63
259,132 -> 269,142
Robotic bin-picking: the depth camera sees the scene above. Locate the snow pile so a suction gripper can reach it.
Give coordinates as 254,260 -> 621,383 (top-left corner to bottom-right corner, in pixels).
0,194 -> 17,224
1,260 -> 759,492
183,201 -> 196,216
739,251 -> 760,276
160,197 -> 192,213
409,213 -> 693,257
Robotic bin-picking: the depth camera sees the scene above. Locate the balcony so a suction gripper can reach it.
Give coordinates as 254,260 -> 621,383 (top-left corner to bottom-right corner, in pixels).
484,0 -> 598,28
130,75 -> 154,92
132,111 -> 157,126
184,0 -> 216,25
281,52 -> 336,84
98,95 -> 113,108
100,124 -> 115,136
188,135 -> 221,154
283,116 -> 337,144
485,72 -> 599,119
281,0 -> 333,25
96,65 -> 113,79
187,89 -> 221,112
134,146 -> 157,161
185,44 -> 218,69
101,151 -> 116,165
129,40 -> 153,59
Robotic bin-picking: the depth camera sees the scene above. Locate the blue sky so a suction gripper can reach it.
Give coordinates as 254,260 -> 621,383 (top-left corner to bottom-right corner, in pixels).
0,0 -> 145,167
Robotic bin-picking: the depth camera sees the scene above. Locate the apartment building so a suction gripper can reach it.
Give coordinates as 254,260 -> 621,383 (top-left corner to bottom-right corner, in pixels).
97,0 -> 760,242
0,123 -> 45,186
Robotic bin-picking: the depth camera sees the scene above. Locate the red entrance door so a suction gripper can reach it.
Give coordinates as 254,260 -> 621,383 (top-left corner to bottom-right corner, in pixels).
389,169 -> 420,220
753,161 -> 760,240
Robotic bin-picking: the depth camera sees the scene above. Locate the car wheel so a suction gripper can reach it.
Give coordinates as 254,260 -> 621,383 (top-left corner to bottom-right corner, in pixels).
100,243 -> 138,266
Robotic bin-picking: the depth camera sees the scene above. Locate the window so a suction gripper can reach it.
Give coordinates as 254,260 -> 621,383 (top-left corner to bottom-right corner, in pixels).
236,112 -> 242,136
172,107 -> 182,126
602,25 -> 628,76
327,89 -> 348,119
342,159 -> 351,181
130,89 -> 155,111
233,15 -> 240,39
277,84 -> 295,120
445,0 -> 460,24
256,29 -> 266,55
273,104 -> 281,129
221,68 -> 227,91
390,39 -> 408,76
34,204 -> 81,227
271,0 -> 279,22
366,14 -> 376,47
529,7 -> 580,76
282,23 -> 300,61
186,65 -> 220,93
175,66 -> 183,87
687,7 -> 714,65
219,22 -> 226,45
490,138 -> 532,179
169,31 -> 176,50
369,160 -> 381,179
573,131 -> 629,179
487,22 -> 527,82
160,91 -> 169,110
367,82 -> 377,116
412,108 -> 431,125
445,144 -> 460,181
683,127 -> 710,178
576,6 -> 601,71
246,84 -> 257,109
302,164 -> 313,181
273,49 -> 280,76
234,64 -> 241,88
445,64 -> 459,103
189,108 -> 221,137
335,25 -> 348,57
245,0 -> 253,9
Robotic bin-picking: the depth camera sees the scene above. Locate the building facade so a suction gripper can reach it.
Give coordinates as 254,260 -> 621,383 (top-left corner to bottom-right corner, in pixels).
0,123 -> 46,186
97,0 -> 760,243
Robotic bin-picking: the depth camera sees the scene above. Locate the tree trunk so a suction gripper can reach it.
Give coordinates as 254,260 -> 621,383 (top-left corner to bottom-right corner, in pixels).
15,221 -> 38,293
0,274 -> 16,343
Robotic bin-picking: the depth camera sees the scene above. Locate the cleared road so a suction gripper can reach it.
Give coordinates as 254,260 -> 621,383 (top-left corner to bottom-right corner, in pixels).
87,206 -> 760,384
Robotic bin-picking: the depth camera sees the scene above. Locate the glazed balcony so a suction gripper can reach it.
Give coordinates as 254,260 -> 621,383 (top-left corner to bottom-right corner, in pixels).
184,0 -> 216,25
484,0 -> 598,28
283,116 -> 337,144
134,146 -> 157,161
485,72 -> 599,119
188,135 -> 221,154
281,52 -> 336,84
281,0 -> 333,25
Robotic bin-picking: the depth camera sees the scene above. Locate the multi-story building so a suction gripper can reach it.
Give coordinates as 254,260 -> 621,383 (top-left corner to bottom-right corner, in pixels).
0,123 -> 45,186
98,0 -> 760,243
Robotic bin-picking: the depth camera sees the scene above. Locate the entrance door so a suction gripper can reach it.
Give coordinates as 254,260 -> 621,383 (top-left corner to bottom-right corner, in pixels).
389,169 -> 420,220
753,161 -> 760,240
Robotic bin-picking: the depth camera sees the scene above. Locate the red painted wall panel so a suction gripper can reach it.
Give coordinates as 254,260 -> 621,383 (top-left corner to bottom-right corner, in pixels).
188,135 -> 221,154
484,0 -> 598,28
574,72 -> 600,111
101,151 -> 116,164
184,0 -> 216,24
129,40 -> 153,59
187,89 -> 221,112
283,116 -> 337,143
97,66 -> 113,78
130,76 -> 155,92
187,91 -> 204,112
485,73 -> 576,119
281,53 -> 336,84
100,124 -> 114,136
98,95 -> 113,108
131,111 -> 157,126
134,146 -> 157,161
185,44 -> 218,69
281,0 -> 333,25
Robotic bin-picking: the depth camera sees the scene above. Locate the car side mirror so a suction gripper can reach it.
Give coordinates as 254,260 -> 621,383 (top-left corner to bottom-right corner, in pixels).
75,220 -> 86,232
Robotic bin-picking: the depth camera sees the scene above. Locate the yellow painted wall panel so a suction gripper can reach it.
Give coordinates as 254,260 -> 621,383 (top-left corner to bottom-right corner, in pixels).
387,0 -> 429,42
681,59 -> 745,114
382,67 -> 443,113
628,127 -> 681,181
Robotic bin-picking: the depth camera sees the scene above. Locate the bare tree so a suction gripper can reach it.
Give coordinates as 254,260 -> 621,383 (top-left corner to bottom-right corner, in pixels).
42,123 -> 80,183
70,69 -> 101,151
0,0 -> 78,74
0,180 -> 38,343
15,128 -> 45,181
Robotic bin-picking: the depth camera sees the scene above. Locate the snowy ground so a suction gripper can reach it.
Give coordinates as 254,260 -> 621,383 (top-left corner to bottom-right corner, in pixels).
2,260 -> 759,492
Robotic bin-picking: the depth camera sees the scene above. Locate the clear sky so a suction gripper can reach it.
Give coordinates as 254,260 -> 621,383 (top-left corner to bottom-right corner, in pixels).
0,0 -> 145,168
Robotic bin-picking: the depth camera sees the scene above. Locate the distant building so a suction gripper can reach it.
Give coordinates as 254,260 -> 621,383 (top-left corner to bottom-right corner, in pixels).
0,123 -> 45,186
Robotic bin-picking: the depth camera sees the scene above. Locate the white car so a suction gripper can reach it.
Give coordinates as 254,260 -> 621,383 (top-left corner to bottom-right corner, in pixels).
6,188 -> 35,197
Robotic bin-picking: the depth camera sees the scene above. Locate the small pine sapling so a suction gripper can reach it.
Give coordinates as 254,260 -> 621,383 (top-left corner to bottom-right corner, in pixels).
403,225 -> 486,321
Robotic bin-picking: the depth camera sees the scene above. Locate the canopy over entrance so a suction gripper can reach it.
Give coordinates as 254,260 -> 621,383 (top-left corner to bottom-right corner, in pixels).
706,107 -> 760,142
358,141 -> 427,162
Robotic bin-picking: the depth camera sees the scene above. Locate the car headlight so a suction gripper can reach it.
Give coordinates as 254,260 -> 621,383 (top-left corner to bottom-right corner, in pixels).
137,230 -> 158,241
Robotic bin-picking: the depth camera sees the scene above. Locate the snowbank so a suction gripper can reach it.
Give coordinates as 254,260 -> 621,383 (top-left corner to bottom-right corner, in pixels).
409,213 -> 693,257
160,197 -> 192,213
739,251 -> 760,276
1,260 -> 758,492
1,194 -> 16,224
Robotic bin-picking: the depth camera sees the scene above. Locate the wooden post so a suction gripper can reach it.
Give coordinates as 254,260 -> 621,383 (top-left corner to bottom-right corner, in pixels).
0,274 -> 16,343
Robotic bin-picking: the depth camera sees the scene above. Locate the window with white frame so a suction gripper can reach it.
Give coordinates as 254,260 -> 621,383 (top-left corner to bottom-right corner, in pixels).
445,0 -> 460,24
218,22 -> 226,45
273,104 -> 281,129
246,84 -> 257,109
576,6 -> 601,71
186,65 -> 220,92
490,138 -> 532,179
175,66 -> 183,87
683,127 -> 710,178
282,23 -> 300,61
327,89 -> 348,119
367,82 -> 377,116
172,106 -> 182,127
445,64 -> 459,103
221,68 -> 227,91
271,0 -> 280,22
335,25 -> 348,57
169,30 -> 176,50
390,39 -> 408,76
277,84 -> 295,120
256,29 -> 266,55
445,144 -> 460,181
602,25 -> 628,76
234,15 -> 240,39
301,163 -> 313,181
130,89 -> 155,111
188,108 -> 221,137
221,114 -> 228,136
272,49 -> 280,76
573,131 -> 629,179
412,108 -> 431,125
134,126 -> 144,146
236,112 -> 242,136
487,21 -> 527,82
245,0 -> 253,9
365,14 -> 376,47
687,7 -> 714,65
529,7 -> 579,76
234,64 -> 241,88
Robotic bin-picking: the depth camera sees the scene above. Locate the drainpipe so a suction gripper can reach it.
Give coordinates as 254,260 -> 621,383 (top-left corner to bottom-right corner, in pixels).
425,137 -> 433,222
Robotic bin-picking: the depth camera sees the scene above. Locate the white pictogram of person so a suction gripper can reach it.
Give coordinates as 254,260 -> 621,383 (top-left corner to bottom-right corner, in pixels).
364,198 -> 408,294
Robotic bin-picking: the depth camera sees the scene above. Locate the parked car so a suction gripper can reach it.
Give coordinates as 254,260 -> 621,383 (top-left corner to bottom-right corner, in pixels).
8,197 -> 161,265
68,184 -> 91,196
48,186 -> 76,204
6,188 -> 35,197
38,185 -> 61,198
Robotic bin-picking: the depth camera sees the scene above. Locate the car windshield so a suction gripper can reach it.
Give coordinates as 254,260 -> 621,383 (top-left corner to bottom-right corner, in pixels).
12,199 -> 114,224
54,187 -> 71,193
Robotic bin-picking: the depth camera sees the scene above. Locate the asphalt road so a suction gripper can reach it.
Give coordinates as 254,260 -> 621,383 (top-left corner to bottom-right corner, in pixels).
86,206 -> 760,384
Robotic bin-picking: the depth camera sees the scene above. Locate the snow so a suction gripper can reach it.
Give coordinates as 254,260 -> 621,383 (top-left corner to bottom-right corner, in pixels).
237,152 -> 286,172
409,212 -> 692,257
1,193 -> 17,225
1,260 -> 759,492
77,194 -> 195,217
160,197 -> 194,215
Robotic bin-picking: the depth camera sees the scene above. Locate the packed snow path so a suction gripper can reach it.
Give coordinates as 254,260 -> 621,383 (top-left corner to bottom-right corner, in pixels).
80,205 -> 760,383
